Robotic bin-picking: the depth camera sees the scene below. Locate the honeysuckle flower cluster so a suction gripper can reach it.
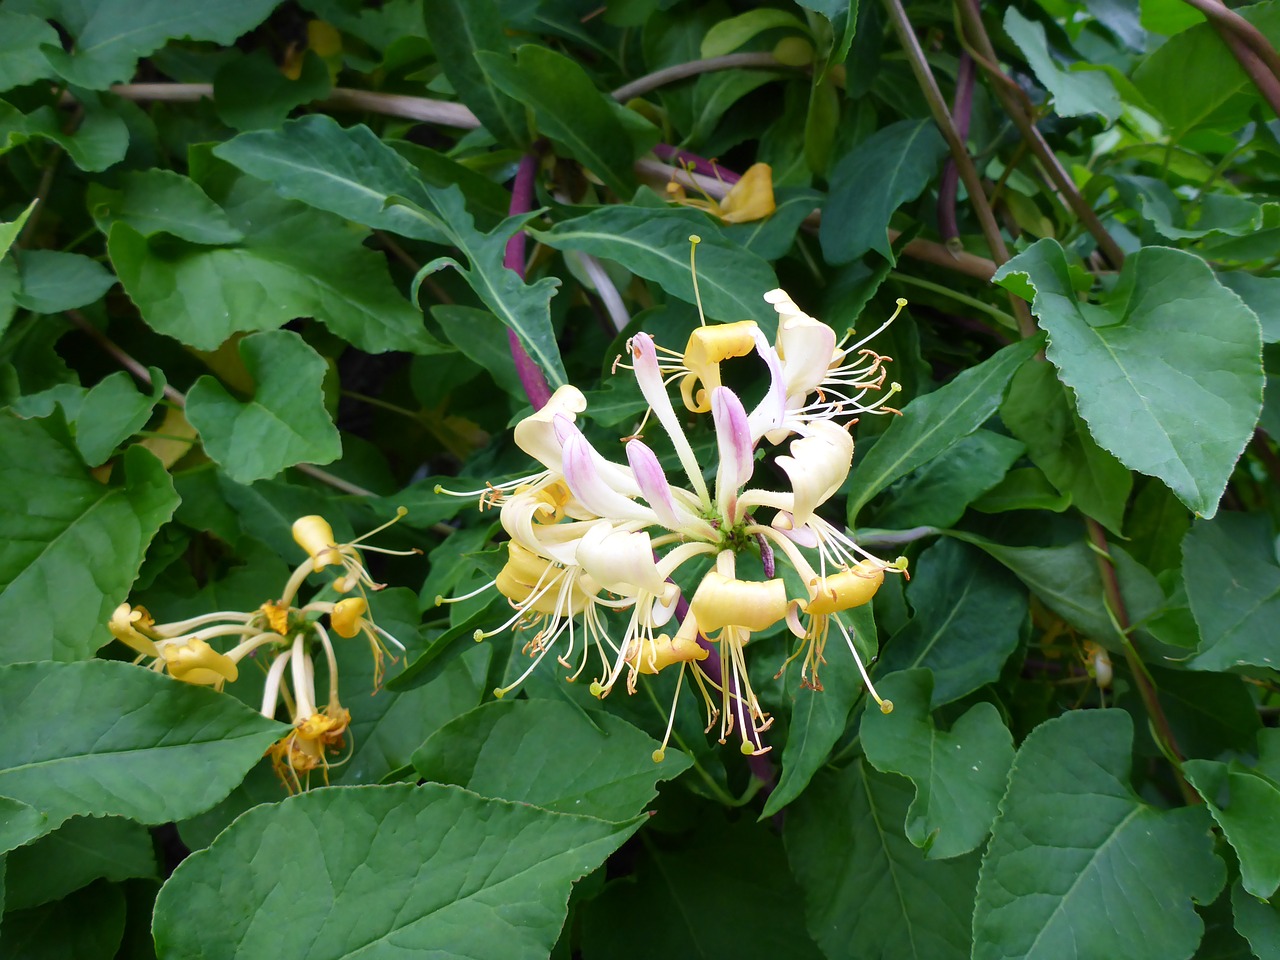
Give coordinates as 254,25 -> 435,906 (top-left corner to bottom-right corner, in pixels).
440,270 -> 909,761
109,511 -> 413,791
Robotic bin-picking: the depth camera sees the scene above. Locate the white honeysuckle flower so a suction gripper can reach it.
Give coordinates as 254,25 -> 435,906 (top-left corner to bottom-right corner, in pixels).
442,277 -> 909,760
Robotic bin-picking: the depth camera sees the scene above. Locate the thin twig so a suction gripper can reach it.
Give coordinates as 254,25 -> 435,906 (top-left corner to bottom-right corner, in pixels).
1085,519 -> 1199,806
611,52 -> 784,102
954,0 -> 1128,268
882,0 -> 1037,338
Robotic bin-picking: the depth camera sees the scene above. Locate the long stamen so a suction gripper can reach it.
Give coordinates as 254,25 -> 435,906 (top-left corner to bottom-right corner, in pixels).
834,615 -> 893,713
689,235 -> 706,327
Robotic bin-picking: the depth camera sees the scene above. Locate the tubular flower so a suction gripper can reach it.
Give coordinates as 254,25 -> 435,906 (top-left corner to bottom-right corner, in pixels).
440,274 -> 908,760
107,512 -> 413,791
667,162 -> 776,224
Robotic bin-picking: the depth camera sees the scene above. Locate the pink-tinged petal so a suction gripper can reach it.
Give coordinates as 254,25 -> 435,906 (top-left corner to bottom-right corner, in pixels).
575,524 -> 667,595
560,422 -> 655,523
626,439 -> 682,530
747,326 -> 786,443
499,490 -> 584,565
776,419 -> 854,526
552,414 -> 640,498
712,386 -> 753,523
766,289 -> 838,400
770,513 -> 819,548
629,334 -> 711,506
513,385 -> 587,471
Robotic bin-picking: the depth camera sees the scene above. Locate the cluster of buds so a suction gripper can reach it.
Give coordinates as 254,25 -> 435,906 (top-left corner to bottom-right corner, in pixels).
441,256 -> 908,761
109,511 -> 414,791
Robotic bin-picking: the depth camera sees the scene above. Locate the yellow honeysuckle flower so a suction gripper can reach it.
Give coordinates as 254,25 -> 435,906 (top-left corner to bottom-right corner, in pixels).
667,162 -> 776,224
160,637 -> 239,689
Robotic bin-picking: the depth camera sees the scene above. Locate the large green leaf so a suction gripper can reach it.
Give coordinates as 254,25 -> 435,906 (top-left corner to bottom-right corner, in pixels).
846,335 -> 1042,521
0,419 -> 177,663
862,670 -> 1014,860
876,538 -> 1027,706
819,118 -> 949,264
108,174 -> 437,355
478,45 -> 639,198
0,660 -> 286,833
3,815 -> 156,911
582,814 -> 824,960
786,761 -> 980,960
212,48 -> 331,131
972,710 -> 1224,960
88,169 -> 245,245
1002,9 -> 1121,119
421,0 -> 525,147
0,879 -> 125,960
1001,359 -> 1132,534
74,370 -> 162,467
1233,881 -> 1280,960
153,783 -> 643,959
12,249 -> 115,314
6,0 -> 282,89
995,240 -> 1263,518
1184,758 -> 1280,900
531,205 -> 780,328
0,95 -> 128,172
213,115 -> 448,243
871,430 -> 1025,531
0,796 -> 45,856
412,698 -> 692,822
1183,513 -> 1280,671
0,11 -> 58,91
185,329 -> 340,484
763,602 -> 875,817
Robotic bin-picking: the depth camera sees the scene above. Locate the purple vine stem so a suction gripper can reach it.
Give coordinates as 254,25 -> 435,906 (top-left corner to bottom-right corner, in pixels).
653,143 -> 742,185
937,52 -> 974,245
504,152 -> 553,409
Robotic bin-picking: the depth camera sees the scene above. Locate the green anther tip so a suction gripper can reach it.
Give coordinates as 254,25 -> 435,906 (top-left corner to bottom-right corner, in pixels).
472,629 -> 484,641
434,595 -> 444,607
689,234 -> 701,244
896,297 -> 908,307
493,687 -> 506,699
651,749 -> 665,763
395,505 -> 408,517
880,699 -> 894,714
433,484 -> 444,494
740,741 -> 756,756
589,681 -> 605,698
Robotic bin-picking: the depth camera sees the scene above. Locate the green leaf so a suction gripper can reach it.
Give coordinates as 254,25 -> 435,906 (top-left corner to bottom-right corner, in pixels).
404,186 -> 567,387
1183,513 -> 1280,671
185,329 -> 341,484
412,698 -> 692,822
877,538 -> 1027,706
872,429 -> 1025,530
971,466 -> 1073,515
212,115 -> 447,243
478,45 -> 638,198
786,761 -> 981,960
0,796 -> 45,856
701,8 -> 809,57
0,11 -> 58,91
0,420 -> 177,663
3,816 -> 156,911
846,335 -> 1043,521
1184,759 -> 1280,900
88,170 -> 245,245
819,118 -> 949,264
213,48 -> 331,131
0,660 -> 286,832
1232,881 -> 1280,960
1217,271 -> 1280,343
763,602 -> 875,817
0,879 -> 125,960
1001,358 -> 1132,534
0,199 -> 36,262
1133,3 -> 1280,137
6,0 -> 281,89
74,369 -> 162,467
421,0 -> 526,148
862,669 -> 1015,859
0,94 -> 129,172
967,536 -> 1163,644
582,813 -> 824,960
152,783 -> 643,959
972,710 -> 1224,960
432,304 -> 522,397
532,205 -> 780,328
12,249 -> 115,313
995,240 -> 1263,518
109,174 -> 436,355
1002,9 -> 1121,119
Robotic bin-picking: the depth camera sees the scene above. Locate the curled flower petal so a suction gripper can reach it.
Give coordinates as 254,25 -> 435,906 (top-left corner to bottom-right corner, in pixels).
630,333 -> 710,506
679,321 -> 758,413
494,541 -> 591,616
628,633 -> 708,674
576,524 -> 667,596
109,603 -> 159,657
292,515 -> 339,569
330,597 -> 368,638
718,163 -> 775,223
805,560 -> 884,615
161,638 -> 239,687
747,326 -> 786,443
776,420 -> 854,527
690,571 -> 789,633
513,384 -> 588,472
